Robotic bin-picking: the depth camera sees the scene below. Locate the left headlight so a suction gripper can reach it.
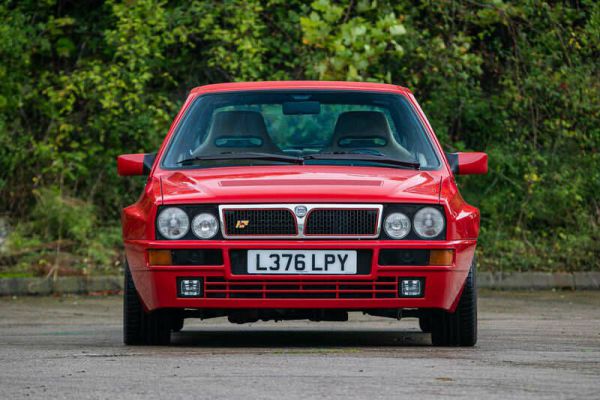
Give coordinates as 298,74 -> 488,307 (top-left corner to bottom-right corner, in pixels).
384,212 -> 411,239
413,207 -> 445,238
157,207 -> 190,239
191,213 -> 219,239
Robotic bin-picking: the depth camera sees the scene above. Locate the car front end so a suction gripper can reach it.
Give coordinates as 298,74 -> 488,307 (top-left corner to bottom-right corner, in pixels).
118,81 -> 487,346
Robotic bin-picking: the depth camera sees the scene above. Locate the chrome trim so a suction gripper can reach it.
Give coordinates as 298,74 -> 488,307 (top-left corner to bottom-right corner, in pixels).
218,204 -> 383,239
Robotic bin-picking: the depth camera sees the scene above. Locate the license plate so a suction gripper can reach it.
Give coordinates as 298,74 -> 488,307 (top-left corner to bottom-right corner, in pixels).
247,250 -> 357,274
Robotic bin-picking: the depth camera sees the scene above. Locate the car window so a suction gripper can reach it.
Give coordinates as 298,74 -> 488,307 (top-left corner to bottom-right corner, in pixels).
162,91 -> 441,170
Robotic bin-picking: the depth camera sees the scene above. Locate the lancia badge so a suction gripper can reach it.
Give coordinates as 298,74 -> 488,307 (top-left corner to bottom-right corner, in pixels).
294,205 -> 308,218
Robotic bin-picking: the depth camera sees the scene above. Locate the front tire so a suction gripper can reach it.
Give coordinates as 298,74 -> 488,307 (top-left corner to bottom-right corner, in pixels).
171,315 -> 185,333
123,262 -> 171,345
418,316 -> 431,333
430,259 -> 478,347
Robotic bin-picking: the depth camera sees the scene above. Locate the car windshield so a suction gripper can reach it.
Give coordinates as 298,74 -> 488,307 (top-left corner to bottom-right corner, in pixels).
162,91 -> 441,170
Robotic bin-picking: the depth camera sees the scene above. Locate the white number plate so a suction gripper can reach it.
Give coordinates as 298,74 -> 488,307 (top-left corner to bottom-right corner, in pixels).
247,250 -> 357,274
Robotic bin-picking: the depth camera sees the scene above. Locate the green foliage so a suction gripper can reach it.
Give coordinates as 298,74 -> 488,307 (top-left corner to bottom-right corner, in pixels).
4,187 -> 121,275
31,187 -> 95,242
300,0 -> 407,81
0,0 -> 598,273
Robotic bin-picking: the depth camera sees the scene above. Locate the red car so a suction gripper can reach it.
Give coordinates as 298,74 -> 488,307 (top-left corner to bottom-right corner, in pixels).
117,81 -> 487,346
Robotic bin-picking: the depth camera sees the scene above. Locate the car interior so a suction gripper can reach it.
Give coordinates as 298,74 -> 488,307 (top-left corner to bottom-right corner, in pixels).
192,110 -> 284,156
165,95 -> 438,169
190,109 -> 422,161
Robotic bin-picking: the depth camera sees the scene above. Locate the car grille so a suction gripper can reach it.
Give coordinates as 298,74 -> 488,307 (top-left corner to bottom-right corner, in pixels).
305,209 -> 378,236
220,204 -> 382,238
204,276 -> 399,299
223,209 -> 297,236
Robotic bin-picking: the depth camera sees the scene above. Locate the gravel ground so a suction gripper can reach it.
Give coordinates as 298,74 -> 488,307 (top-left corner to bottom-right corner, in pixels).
0,290 -> 599,399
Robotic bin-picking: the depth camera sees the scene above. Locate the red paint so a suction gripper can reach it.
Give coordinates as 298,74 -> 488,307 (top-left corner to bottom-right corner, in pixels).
117,154 -> 145,176
119,81 -> 487,313
458,152 -> 488,175
159,168 -> 441,204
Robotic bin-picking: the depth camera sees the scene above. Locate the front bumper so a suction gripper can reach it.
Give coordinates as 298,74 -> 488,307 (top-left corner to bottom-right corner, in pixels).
124,239 -> 477,312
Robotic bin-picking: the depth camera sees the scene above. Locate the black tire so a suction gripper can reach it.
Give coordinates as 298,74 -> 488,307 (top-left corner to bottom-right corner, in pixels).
418,316 -> 431,333
431,260 -> 478,347
171,315 -> 184,333
123,262 -> 171,345
123,262 -> 143,345
142,308 -> 172,345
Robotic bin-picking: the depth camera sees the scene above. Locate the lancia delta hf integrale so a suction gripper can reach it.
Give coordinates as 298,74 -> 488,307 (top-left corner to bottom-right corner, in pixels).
117,81 -> 488,346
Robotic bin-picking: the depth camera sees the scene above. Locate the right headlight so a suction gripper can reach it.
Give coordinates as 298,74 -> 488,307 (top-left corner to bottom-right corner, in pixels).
157,207 -> 190,239
413,207 -> 445,238
191,213 -> 219,239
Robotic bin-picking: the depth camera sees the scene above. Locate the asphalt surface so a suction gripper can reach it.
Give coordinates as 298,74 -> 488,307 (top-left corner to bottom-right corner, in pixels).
0,291 -> 599,399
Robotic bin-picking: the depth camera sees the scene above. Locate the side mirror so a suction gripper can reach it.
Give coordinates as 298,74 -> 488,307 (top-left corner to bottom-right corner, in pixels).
117,153 -> 156,176
446,152 -> 488,175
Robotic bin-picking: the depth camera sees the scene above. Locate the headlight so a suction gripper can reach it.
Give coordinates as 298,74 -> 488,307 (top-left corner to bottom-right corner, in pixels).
191,213 -> 219,239
413,207 -> 445,238
383,212 -> 411,239
157,207 -> 189,239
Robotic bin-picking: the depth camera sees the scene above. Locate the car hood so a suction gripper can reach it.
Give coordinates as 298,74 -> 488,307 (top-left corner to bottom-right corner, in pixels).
159,166 -> 441,204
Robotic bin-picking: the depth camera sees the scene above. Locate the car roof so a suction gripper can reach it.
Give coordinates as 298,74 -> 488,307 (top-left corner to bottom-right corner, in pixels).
190,81 -> 412,95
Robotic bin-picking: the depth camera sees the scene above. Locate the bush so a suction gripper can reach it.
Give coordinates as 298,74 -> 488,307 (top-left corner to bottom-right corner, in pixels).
30,187 -> 95,243
3,187 -> 121,276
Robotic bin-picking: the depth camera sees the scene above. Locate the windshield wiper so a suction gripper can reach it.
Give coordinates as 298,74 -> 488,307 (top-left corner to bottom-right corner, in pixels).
177,151 -> 420,169
304,152 -> 420,169
177,152 -> 304,165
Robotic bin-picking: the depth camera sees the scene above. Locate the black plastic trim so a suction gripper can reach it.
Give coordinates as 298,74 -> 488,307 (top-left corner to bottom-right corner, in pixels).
378,249 -> 430,266
446,152 -> 459,175
171,249 -> 223,266
143,153 -> 156,175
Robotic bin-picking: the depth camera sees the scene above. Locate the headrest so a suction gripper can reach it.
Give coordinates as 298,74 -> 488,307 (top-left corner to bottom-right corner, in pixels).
210,111 -> 268,137
333,111 -> 391,137
190,110 -> 283,155
324,110 -> 413,160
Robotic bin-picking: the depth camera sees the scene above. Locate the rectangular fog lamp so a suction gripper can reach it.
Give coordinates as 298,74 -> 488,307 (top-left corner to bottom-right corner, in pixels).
400,279 -> 423,297
177,278 -> 203,297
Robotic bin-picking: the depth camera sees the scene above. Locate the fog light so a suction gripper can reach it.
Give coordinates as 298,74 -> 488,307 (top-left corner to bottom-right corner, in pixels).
177,278 -> 203,297
400,279 -> 423,297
